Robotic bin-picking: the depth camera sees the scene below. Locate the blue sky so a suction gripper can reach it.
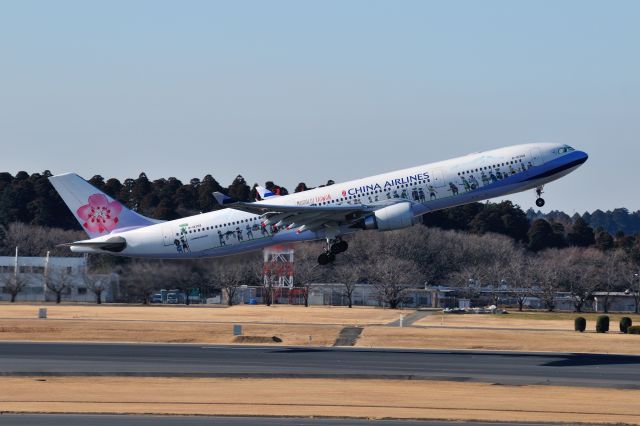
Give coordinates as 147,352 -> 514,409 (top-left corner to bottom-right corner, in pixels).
1,1 -> 638,214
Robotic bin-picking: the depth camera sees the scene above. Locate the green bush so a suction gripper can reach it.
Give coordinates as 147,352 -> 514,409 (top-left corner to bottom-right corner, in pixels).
574,317 -> 586,332
619,317 -> 633,333
627,325 -> 640,335
596,315 -> 610,333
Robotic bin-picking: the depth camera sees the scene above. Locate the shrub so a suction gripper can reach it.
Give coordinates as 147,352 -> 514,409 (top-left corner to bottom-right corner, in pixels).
628,325 -> 640,335
574,317 -> 586,332
596,315 -> 610,333
619,317 -> 633,333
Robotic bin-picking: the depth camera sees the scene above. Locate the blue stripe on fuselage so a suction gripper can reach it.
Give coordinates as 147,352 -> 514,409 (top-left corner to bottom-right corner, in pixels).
413,150 -> 588,215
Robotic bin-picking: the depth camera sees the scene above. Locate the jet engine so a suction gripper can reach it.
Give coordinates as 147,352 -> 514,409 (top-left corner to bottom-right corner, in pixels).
362,202 -> 415,231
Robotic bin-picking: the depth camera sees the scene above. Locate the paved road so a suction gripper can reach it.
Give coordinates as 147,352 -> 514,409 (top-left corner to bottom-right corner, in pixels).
0,342 -> 639,388
0,414 -> 583,426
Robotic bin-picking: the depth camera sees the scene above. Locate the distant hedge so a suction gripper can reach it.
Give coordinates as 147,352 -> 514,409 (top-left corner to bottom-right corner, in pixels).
574,317 -> 586,332
596,315 -> 610,333
620,317 -> 633,333
627,326 -> 640,335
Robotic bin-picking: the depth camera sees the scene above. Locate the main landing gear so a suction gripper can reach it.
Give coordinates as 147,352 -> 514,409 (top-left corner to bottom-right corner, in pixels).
535,186 -> 545,207
317,238 -> 349,265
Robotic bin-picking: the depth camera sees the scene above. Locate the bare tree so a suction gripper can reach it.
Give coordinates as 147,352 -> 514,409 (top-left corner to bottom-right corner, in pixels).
0,223 -> 84,257
503,251 -> 535,311
450,263 -> 484,303
210,260 -> 251,306
169,264 -> 204,305
620,261 -> 640,313
334,262 -> 363,308
562,248 -> 602,312
1,273 -> 30,303
83,273 -> 108,304
292,246 -> 322,307
294,262 -> 317,307
45,268 -> 74,303
262,260 -> 277,306
532,253 -> 562,312
483,261 -> 508,307
596,250 -> 626,313
125,261 -> 162,304
365,256 -> 422,309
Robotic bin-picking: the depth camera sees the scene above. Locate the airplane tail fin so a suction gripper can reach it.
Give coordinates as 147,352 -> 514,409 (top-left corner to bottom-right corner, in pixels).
49,173 -> 161,239
255,185 -> 279,200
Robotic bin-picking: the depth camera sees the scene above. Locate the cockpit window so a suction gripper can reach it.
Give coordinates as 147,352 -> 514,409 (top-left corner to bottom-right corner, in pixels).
557,145 -> 575,154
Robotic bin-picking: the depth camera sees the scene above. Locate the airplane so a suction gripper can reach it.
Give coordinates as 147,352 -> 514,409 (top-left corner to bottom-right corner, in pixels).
49,143 -> 588,265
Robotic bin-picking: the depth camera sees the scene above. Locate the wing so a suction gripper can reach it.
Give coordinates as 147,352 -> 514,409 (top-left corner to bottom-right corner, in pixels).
227,200 -> 406,233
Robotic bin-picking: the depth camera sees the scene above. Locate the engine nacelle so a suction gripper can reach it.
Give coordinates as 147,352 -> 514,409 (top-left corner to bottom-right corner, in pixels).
362,202 -> 415,231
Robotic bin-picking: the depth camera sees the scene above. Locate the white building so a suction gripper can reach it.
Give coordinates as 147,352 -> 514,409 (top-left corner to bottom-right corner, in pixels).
0,255 -> 118,303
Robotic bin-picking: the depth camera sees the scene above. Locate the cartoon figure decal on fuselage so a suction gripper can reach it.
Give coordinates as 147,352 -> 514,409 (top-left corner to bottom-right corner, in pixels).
168,219 -> 274,254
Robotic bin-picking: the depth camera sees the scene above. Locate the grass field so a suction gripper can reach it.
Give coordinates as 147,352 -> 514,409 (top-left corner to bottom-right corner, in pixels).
414,311 -> 640,331
1,304 -> 640,353
357,325 -> 640,354
0,318 -> 341,346
0,303 -> 404,325
1,377 -> 639,424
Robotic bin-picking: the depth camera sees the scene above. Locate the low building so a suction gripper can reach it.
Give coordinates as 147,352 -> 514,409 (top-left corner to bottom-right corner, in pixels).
592,292 -> 639,313
0,255 -> 119,303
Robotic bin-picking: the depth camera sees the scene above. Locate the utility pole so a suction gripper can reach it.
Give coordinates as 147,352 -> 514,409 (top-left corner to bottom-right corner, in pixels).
43,251 -> 50,302
13,247 -> 18,278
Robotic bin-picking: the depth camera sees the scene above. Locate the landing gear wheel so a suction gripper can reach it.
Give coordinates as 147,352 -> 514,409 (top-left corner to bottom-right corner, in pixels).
536,198 -> 545,207
318,253 -> 330,265
330,240 -> 348,254
318,252 -> 336,265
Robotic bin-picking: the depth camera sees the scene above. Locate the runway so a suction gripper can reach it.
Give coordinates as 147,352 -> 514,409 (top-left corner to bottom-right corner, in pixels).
0,342 -> 638,388
0,414 -> 577,426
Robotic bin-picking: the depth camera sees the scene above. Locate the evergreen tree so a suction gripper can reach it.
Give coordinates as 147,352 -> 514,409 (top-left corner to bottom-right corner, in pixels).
227,175 -> 250,201
89,175 -> 106,191
595,231 -> 614,251
527,219 -> 565,251
197,175 -> 223,211
103,178 -> 123,198
295,182 -> 309,192
568,217 -> 595,247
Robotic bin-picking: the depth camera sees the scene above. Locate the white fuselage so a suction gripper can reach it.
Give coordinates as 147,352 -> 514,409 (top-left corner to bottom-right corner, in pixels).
77,143 -> 587,258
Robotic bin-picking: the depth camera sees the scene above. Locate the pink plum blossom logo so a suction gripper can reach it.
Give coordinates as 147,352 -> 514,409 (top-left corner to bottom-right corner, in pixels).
76,194 -> 122,234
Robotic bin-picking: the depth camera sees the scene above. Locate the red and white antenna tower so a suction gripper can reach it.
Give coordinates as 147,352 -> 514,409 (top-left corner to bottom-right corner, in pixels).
263,245 -> 294,288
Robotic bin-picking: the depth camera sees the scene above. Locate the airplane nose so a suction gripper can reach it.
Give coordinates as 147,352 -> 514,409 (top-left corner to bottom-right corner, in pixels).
576,150 -> 589,165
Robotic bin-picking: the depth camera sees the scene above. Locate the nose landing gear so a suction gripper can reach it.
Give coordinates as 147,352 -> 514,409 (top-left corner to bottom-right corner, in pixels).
535,186 -> 545,207
317,238 -> 348,265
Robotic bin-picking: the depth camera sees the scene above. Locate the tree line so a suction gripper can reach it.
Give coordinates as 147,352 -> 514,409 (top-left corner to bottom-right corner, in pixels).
1,170 -> 640,253
2,222 -> 639,312
529,207 -> 640,236
116,226 -> 640,312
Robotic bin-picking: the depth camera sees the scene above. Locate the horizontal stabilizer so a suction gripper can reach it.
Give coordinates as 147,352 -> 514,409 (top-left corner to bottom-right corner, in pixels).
57,236 -> 127,253
213,191 -> 237,205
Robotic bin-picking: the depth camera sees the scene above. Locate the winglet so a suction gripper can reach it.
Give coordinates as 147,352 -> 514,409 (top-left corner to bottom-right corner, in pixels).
255,185 -> 279,201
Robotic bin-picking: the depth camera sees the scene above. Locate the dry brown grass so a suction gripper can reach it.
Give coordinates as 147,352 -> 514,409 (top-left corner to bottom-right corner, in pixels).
414,312 -> 640,331
2,304 -> 639,353
1,377 -> 639,424
0,303 -> 404,325
0,319 -> 340,346
357,326 -> 640,354
414,314 -> 572,330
